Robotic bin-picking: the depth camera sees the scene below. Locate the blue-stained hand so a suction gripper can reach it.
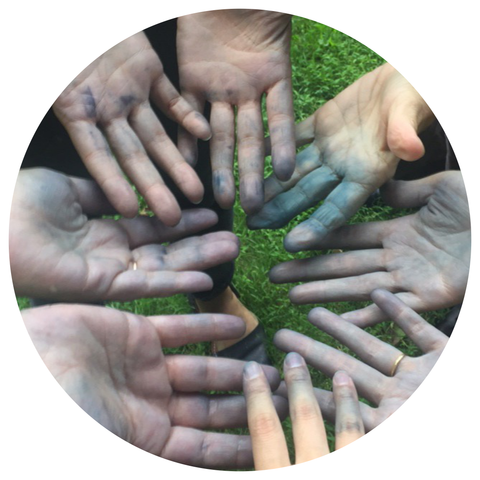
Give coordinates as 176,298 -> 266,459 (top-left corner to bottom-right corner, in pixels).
269,171 -> 470,327
10,168 -> 240,303
23,303 -> 285,468
247,63 -> 434,251
176,10 -> 296,215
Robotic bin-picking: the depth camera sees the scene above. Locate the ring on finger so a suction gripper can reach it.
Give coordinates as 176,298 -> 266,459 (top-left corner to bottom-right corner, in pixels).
390,353 -> 405,377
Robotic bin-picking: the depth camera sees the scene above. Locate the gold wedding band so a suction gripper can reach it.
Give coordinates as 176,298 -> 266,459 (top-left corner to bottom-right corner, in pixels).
390,353 -> 405,377
132,261 -> 137,271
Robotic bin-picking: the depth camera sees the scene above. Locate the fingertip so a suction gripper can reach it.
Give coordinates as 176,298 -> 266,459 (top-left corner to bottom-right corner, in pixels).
283,351 -> 306,370
243,361 -> 264,381
273,158 -> 295,182
332,370 -> 353,387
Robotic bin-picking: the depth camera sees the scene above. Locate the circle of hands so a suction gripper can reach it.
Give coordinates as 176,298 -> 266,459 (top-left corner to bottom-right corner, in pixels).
13,9 -> 470,472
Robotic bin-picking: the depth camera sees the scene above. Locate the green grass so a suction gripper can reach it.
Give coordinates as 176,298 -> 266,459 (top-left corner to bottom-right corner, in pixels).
16,16 -> 450,466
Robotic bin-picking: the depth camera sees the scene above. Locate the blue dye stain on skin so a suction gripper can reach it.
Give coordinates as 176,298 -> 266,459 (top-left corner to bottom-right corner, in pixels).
83,87 -> 97,118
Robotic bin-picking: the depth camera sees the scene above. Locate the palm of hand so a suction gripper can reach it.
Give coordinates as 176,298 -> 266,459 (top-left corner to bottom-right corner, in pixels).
28,307 -> 175,451
372,351 -> 442,427
178,11 -> 291,103
271,172 -> 470,326
378,185 -> 469,311
177,11 -> 295,214
53,33 -> 158,124
11,170 -> 141,300
10,169 -> 238,302
248,63 -> 433,251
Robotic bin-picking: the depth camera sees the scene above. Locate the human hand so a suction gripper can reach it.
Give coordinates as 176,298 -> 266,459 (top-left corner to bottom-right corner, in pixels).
23,303 -> 284,468
177,10 -> 295,214
269,171 -> 470,326
10,168 -> 239,302
274,290 -> 449,431
244,353 -> 364,469
52,31 -> 212,225
248,63 -> 435,251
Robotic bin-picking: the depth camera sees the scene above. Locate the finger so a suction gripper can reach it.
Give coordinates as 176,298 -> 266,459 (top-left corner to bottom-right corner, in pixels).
64,120 -> 139,218
284,181 -> 375,252
134,238 -> 239,272
341,291 -> 424,327
149,313 -> 245,347
287,218 -> 396,251
288,271 -> 397,305
247,165 -> 339,230
380,175 -> 441,209
237,101 -> 265,215
210,102 -> 236,209
164,231 -> 239,253
264,111 -> 315,156
105,270 -> 214,301
151,72 -> 211,141
243,361 -> 291,470
177,92 -> 206,166
294,112 -> 316,146
311,387 -> 378,433
103,118 -> 182,226
117,208 -> 219,248
283,353 -> 330,462
386,101 -> 430,161
371,289 -> 449,352
269,249 -> 385,284
263,144 -> 322,203
70,176 -> 117,216
160,427 -> 253,469
266,78 -> 296,181
169,392 -> 289,430
167,356 -> 281,393
130,104 -> 205,204
273,329 -> 387,405
308,307 -> 404,377
332,371 -> 365,449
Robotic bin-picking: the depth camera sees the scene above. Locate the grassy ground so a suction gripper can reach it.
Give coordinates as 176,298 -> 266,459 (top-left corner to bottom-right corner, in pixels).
16,16 -> 450,465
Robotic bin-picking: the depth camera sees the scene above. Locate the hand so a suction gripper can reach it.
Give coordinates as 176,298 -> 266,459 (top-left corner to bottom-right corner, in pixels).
177,10 -> 296,214
10,168 -> 239,302
243,353 -> 364,470
247,63 -> 435,251
273,290 -> 449,431
270,171 -> 470,327
53,31 -> 212,226
23,303 -> 285,468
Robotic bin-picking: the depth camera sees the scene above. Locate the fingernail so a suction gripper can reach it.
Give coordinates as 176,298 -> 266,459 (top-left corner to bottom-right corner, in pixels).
333,370 -> 351,386
284,352 -> 305,369
244,361 -> 262,380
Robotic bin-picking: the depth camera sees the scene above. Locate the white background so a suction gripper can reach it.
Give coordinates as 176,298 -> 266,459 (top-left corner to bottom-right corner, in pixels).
2,1 -> 479,478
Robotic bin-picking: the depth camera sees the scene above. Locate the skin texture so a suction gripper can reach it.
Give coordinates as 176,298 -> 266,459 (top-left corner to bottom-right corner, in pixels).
22,304 -> 286,468
270,171 -> 470,327
10,168 -> 240,302
177,10 -> 296,214
247,62 -> 435,251
53,31 -> 212,226
273,290 -> 449,432
244,354 -> 363,470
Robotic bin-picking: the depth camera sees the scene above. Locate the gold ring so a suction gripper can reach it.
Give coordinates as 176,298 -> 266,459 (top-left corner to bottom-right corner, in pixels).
132,261 -> 137,271
390,353 -> 405,377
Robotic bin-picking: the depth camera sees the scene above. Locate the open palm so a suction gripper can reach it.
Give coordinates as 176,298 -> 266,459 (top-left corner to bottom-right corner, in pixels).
53,31 -> 211,225
273,290 -> 449,431
248,63 -> 434,252
10,168 -> 239,302
270,171 -> 470,326
23,304 -> 283,468
177,10 -> 295,214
